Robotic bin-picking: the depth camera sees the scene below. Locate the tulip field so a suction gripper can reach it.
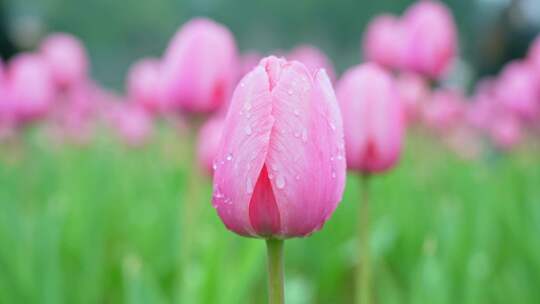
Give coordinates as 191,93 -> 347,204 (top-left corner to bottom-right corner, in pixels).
2,0 -> 540,303
1,131 -> 539,304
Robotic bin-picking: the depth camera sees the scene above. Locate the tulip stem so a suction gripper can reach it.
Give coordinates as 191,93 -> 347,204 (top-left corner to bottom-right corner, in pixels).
266,239 -> 285,304
356,174 -> 371,304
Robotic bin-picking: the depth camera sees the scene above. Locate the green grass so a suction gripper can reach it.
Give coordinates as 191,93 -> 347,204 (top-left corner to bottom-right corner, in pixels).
0,130 -> 539,304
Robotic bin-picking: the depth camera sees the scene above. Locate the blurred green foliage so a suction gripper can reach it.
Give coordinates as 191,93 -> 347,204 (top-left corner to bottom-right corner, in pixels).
0,130 -> 539,303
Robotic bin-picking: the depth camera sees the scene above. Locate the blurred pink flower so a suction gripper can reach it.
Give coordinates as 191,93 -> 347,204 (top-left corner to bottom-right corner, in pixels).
422,88 -> 466,132
7,53 -> 55,123
160,18 -> 238,115
363,14 -> 406,70
494,60 -> 540,121
111,103 -> 153,147
489,113 -> 522,150
337,63 -> 404,173
197,115 -> 225,175
467,78 -> 497,131
396,72 -> 430,123
127,58 -> 164,114
40,33 -> 89,89
401,0 -> 457,79
212,56 -> 345,238
288,45 -> 336,82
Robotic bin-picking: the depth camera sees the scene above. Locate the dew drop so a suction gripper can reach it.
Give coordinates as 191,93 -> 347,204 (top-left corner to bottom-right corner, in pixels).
294,109 -> 300,116
240,82 -> 245,87
276,175 -> 286,189
268,173 -> 274,180
329,122 -> 336,131
212,162 -> 218,171
246,177 -> 253,194
226,153 -> 233,161
246,112 -> 252,119
331,171 -> 336,179
271,164 -> 278,171
337,154 -> 343,161
301,128 -> 308,143
330,156 -> 335,161
287,90 -> 293,96
244,102 -> 252,111
245,125 -> 252,135
294,131 -> 300,138
295,175 -> 300,181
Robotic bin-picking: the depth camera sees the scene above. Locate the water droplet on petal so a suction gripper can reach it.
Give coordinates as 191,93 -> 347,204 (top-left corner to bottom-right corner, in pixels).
295,175 -> 300,181
294,109 -> 300,116
330,156 -> 334,161
287,90 -> 293,95
268,173 -> 274,180
226,153 -> 233,161
276,175 -> 285,189
244,102 -> 252,111
294,131 -> 300,138
271,164 -> 278,171
331,171 -> 336,179
329,122 -> 336,131
212,162 -> 218,171
240,82 -> 245,87
246,177 -> 253,194
245,125 -> 252,135
301,128 -> 308,143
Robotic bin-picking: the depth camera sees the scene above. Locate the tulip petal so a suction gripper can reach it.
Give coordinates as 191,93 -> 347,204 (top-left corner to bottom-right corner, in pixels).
265,62 -> 346,237
212,66 -> 274,236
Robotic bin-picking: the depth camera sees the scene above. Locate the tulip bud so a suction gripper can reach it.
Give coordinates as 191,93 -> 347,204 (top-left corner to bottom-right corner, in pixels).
112,104 -> 153,147
40,33 -> 88,89
8,53 -> 55,123
337,63 -> 404,173
160,18 -> 238,115
212,56 -> 346,238
197,115 -> 225,175
401,0 -> 457,79
396,72 -> 430,124
422,88 -> 466,132
494,61 -> 540,121
490,113 -> 521,150
288,45 -> 336,82
127,58 -> 163,114
363,14 -> 406,70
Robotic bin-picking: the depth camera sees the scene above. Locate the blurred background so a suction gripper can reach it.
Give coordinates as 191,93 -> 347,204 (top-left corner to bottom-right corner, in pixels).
1,0 -> 540,304
2,0 -> 540,88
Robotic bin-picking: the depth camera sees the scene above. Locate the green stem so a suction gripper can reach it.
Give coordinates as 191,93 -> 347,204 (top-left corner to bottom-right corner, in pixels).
266,239 -> 285,304
356,174 -> 371,304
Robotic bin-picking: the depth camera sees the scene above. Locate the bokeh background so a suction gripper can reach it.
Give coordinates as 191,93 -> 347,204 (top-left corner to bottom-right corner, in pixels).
1,0 -> 540,303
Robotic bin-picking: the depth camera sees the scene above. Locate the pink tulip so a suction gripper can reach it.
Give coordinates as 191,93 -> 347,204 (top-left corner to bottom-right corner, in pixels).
212,56 -> 346,238
40,33 -> 88,89
7,53 -> 55,123
396,72 -> 430,123
127,58 -> 164,114
489,113 -> 522,150
362,14 -> 406,69
401,0 -> 457,79
467,78 -> 497,131
197,115 -> 225,175
288,45 -> 336,82
422,88 -> 466,132
494,60 -> 540,121
112,104 -> 153,147
160,18 -> 238,114
337,63 -> 404,173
